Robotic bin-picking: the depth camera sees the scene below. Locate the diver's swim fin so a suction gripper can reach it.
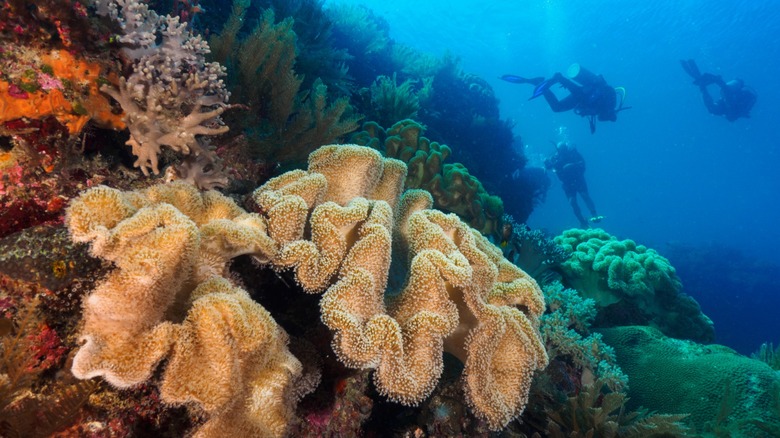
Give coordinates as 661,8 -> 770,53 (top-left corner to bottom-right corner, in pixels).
500,74 -> 544,85
680,59 -> 703,81
530,79 -> 552,99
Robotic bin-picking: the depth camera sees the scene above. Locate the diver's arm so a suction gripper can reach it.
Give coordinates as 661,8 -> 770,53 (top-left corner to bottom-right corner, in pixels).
700,85 -> 724,116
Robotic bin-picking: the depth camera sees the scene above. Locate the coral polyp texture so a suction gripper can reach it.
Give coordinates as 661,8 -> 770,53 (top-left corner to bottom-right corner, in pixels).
250,144 -> 547,429
67,144 -> 547,434
351,119 -> 505,236
66,182 -> 300,437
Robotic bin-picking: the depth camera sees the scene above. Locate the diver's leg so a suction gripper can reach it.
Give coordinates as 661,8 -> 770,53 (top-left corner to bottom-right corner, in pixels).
680,59 -> 701,80
580,188 -> 598,218
543,89 -> 578,112
567,193 -> 588,228
543,75 -> 583,112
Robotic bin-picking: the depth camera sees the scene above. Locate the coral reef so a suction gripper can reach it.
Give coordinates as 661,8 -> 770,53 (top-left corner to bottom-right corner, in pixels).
540,281 -> 628,392
554,228 -> 715,343
96,0 -> 231,176
540,378 -> 690,437
64,144 -> 548,434
600,325 -> 780,437
209,6 -> 360,169
365,73 -> 427,128
418,55 -> 521,186
247,144 -> 547,429
351,119 -> 504,236
9,1 -> 770,436
323,2 -> 392,88
0,300 -> 100,437
0,49 -> 124,135
752,342 -> 780,370
66,182 -> 303,437
0,0 -> 96,49
498,214 -> 569,281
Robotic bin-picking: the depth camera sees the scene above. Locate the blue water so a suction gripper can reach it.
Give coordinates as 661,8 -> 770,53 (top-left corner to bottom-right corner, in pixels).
327,0 -> 780,354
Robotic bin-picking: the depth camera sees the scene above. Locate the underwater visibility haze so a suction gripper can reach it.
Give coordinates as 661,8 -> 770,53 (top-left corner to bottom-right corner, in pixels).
342,0 -> 780,355
0,0 -> 779,436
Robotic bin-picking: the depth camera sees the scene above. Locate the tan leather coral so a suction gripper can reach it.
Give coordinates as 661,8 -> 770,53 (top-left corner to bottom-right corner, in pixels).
66,144 -> 547,434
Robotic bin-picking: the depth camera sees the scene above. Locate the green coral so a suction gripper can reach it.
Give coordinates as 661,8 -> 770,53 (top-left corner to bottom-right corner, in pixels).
324,3 -> 390,55
600,326 -> 780,437
554,228 -> 714,343
367,73 -> 427,128
429,162 -> 504,234
390,44 -> 443,78
555,228 -> 679,305
541,281 -> 627,392
542,377 -> 690,438
209,5 -> 361,168
752,342 -> 780,370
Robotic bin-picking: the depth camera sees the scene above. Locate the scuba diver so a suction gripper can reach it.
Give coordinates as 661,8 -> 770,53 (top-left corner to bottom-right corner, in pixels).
544,141 -> 603,228
680,59 -> 756,121
501,63 -> 630,133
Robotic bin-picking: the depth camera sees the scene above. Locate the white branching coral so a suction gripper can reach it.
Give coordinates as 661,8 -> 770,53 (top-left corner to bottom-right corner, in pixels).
97,0 -> 230,176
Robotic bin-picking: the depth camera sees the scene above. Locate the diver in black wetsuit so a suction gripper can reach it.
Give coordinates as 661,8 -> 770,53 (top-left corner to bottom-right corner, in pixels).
680,59 -> 756,121
544,141 -> 602,228
501,64 -> 629,133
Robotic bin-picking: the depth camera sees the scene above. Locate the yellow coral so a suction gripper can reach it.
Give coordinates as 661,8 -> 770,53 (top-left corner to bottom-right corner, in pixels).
66,182 -> 299,438
162,277 -> 301,438
250,144 -> 548,429
68,145 -> 546,434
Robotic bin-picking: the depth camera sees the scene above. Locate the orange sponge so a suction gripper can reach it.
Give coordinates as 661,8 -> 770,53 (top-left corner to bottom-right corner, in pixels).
0,49 -> 124,134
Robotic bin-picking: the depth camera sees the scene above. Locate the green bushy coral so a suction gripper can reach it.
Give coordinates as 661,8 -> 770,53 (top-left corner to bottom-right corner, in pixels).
554,228 -> 714,343
542,378 -> 690,438
366,73 -> 425,128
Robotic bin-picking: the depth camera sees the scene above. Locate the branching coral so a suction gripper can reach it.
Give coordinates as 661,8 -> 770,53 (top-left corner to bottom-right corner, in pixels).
95,0 -> 231,176
390,44 -> 443,79
368,73 -> 422,128
752,342 -> 780,370
498,214 -> 569,281
543,378 -> 690,437
540,281 -> 627,392
324,4 -> 389,56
